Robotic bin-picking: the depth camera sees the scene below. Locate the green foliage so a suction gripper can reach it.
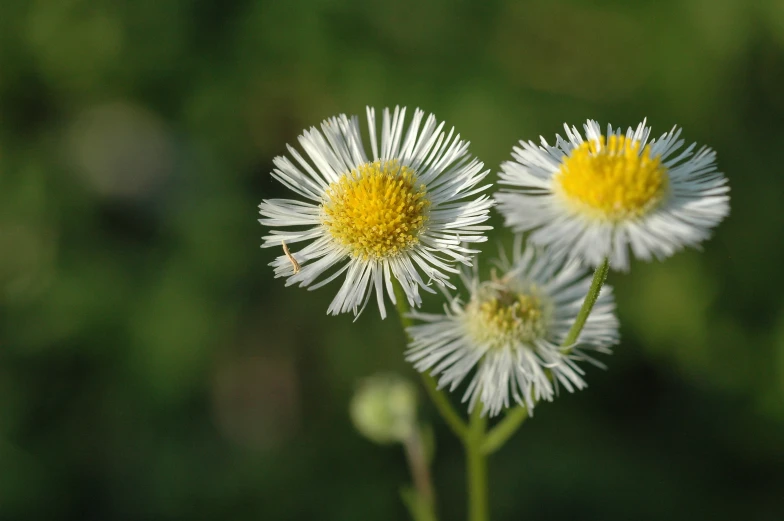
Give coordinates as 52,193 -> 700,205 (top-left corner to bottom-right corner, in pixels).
1,0 -> 783,519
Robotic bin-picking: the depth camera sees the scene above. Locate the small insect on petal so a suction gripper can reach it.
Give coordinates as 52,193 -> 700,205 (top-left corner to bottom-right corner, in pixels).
282,241 -> 300,273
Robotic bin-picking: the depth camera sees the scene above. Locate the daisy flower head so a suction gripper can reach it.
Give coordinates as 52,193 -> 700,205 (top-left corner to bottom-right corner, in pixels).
495,119 -> 730,271
259,107 -> 494,318
405,236 -> 619,417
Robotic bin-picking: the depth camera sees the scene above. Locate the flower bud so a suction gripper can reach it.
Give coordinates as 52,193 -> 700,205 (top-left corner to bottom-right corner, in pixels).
349,373 -> 417,445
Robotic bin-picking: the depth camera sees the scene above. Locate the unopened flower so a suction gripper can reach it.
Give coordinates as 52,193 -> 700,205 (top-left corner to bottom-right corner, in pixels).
350,373 -> 418,445
495,120 -> 730,271
406,237 -> 619,417
259,107 -> 493,318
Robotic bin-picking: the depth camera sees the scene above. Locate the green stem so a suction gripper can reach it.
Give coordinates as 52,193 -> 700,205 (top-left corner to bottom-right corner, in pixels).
465,405 -> 489,521
392,282 -> 469,440
480,406 -> 528,455
402,430 -> 438,521
420,373 -> 469,440
393,283 -> 416,331
561,258 -> 610,350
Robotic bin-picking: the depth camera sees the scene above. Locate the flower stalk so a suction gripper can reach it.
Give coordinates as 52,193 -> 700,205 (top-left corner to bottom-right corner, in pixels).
394,281 -> 469,440
465,405 -> 489,521
561,258 -> 610,351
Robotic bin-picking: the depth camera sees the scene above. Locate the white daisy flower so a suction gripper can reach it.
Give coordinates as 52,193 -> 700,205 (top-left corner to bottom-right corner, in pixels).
495,119 -> 730,271
259,106 -> 494,318
405,236 -> 620,417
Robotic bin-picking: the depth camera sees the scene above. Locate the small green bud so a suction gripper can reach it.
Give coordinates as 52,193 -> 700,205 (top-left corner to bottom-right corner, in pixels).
349,373 -> 417,445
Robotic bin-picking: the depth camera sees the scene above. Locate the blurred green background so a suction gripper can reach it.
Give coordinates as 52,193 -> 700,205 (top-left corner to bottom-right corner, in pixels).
2,0 -> 784,519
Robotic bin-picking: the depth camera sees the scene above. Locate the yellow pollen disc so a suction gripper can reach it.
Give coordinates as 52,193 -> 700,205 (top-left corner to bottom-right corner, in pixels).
466,288 -> 547,349
322,160 -> 430,260
553,135 -> 669,221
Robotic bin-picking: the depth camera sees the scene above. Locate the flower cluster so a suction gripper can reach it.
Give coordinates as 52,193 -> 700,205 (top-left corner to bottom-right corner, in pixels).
259,107 -> 730,416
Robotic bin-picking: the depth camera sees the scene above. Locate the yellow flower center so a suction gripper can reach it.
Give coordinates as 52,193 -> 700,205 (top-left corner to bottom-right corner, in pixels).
553,135 -> 669,221
466,288 -> 547,349
322,160 -> 430,260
